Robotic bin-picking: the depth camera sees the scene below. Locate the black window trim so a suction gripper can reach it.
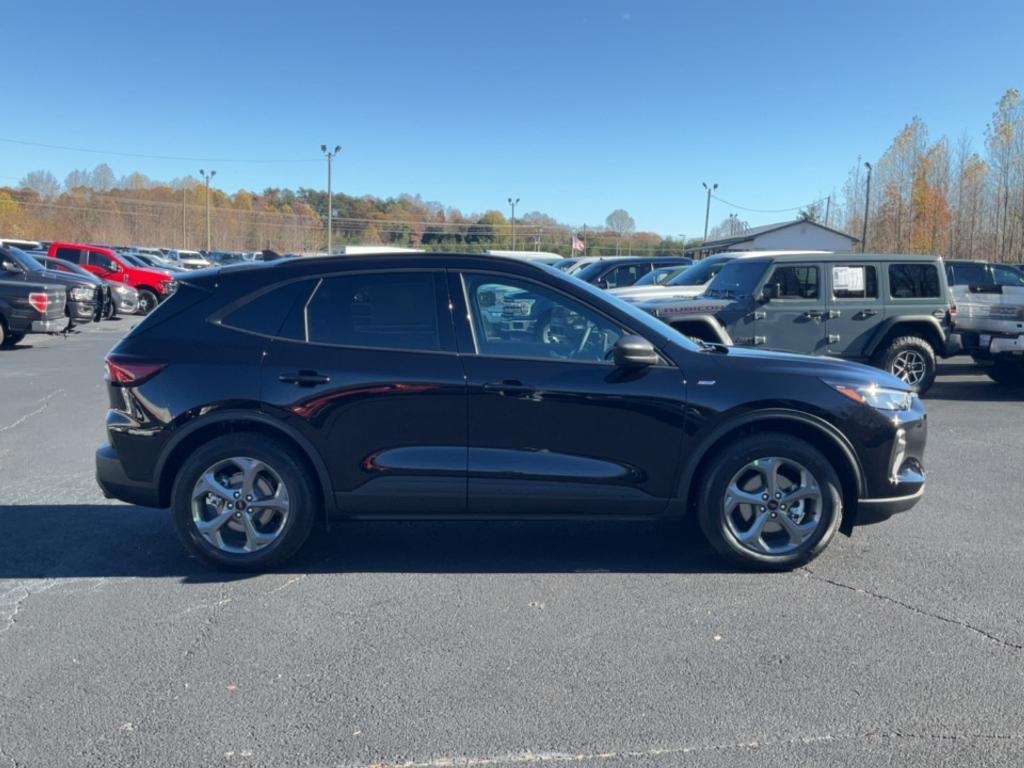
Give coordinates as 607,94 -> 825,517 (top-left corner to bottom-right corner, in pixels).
212,267 -> 459,355
456,268 -> 673,368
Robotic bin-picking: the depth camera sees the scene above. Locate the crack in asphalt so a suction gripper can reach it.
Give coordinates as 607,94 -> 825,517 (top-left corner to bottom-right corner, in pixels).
0,578 -> 108,636
0,388 -> 64,433
797,567 -> 1023,652
339,730 -> 1024,767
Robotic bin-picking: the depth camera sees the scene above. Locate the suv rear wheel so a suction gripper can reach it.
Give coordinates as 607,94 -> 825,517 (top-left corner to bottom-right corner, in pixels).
171,434 -> 318,571
697,433 -> 843,569
872,335 -> 936,394
985,360 -> 1024,387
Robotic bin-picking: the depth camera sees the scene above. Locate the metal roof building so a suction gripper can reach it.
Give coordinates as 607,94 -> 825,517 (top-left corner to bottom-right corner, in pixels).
686,220 -> 859,259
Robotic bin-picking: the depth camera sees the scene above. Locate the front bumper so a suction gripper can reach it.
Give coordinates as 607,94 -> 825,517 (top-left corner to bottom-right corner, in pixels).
31,316 -> 70,334
95,443 -> 162,508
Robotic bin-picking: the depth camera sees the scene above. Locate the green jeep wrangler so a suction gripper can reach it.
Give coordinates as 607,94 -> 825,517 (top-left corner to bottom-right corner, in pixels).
635,252 -> 958,394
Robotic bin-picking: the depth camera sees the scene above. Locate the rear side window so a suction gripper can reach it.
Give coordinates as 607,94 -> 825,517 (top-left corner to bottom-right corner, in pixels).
221,279 -> 316,337
305,272 -> 441,351
769,265 -> 819,299
832,265 -> 878,299
55,247 -> 84,264
948,262 -> 989,286
889,264 -> 940,298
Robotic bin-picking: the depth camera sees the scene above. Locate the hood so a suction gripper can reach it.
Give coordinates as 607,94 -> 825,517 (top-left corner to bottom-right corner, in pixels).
716,345 -> 911,391
636,295 -> 734,316
610,283 -> 708,302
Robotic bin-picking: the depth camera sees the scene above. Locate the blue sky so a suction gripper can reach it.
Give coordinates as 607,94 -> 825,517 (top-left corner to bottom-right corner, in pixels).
4,0 -> 1021,237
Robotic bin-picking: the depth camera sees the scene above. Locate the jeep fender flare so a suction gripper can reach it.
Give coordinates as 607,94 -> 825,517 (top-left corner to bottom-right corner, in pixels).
662,313 -> 733,345
863,315 -> 946,357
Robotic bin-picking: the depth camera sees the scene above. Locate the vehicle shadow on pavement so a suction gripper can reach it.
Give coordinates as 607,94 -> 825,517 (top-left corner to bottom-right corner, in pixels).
928,362 -> 1024,402
0,505 -> 737,581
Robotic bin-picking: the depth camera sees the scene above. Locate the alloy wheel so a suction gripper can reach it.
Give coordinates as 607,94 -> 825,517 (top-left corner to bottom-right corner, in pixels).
722,456 -> 824,556
891,349 -> 926,386
190,457 -> 290,554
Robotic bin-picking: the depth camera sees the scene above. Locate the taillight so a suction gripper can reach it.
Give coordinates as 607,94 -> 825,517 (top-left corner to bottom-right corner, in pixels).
104,354 -> 165,386
28,292 -> 49,314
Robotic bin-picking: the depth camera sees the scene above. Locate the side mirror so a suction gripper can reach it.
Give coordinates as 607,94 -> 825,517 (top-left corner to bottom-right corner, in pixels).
1,260 -> 20,273
594,279 -> 608,289
761,283 -> 780,302
613,334 -> 659,368
110,262 -> 122,272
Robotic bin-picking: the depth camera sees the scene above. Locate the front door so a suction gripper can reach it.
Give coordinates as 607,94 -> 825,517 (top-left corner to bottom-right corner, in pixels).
756,262 -> 828,354
259,269 -> 468,516
453,271 -> 687,517
825,262 -> 884,357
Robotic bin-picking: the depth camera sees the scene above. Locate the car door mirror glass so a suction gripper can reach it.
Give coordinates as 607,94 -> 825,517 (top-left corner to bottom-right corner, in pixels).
612,334 -> 659,367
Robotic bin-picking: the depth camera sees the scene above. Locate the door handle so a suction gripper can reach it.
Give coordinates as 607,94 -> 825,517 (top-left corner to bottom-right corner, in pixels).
802,310 -> 825,319
483,380 -> 535,396
826,310 -> 841,319
279,370 -> 331,387
858,310 -> 878,318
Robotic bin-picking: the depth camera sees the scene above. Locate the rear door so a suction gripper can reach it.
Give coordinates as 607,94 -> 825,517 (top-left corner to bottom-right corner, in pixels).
825,262 -> 884,357
756,262 -> 828,354
257,268 -> 468,516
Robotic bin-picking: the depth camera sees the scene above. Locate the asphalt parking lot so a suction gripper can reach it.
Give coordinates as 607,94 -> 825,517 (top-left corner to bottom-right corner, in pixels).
1,321 -> 1022,767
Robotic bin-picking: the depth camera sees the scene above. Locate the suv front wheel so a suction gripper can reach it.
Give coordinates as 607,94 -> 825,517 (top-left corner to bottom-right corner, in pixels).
171,434 -> 318,571
872,335 -> 936,394
698,433 -> 843,569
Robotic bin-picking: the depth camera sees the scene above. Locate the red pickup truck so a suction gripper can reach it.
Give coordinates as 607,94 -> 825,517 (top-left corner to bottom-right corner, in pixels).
48,242 -> 176,314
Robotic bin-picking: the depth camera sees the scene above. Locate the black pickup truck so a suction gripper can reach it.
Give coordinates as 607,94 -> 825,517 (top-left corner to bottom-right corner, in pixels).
0,275 -> 69,347
1,245 -> 99,326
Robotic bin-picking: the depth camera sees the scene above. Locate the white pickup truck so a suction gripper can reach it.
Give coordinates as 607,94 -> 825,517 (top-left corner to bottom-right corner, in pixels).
953,283 -> 1024,385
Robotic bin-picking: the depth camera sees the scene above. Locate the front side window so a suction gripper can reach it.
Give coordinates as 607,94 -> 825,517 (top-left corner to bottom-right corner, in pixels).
889,264 -> 940,298
832,265 -> 878,299
603,264 -> 649,288
768,265 -> 819,299
88,251 -> 115,271
305,272 -> 441,351
992,265 -> 1024,287
463,274 -> 623,363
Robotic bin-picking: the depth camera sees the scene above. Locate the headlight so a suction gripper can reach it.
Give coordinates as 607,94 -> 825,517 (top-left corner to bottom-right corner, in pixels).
824,380 -> 914,411
69,286 -> 94,301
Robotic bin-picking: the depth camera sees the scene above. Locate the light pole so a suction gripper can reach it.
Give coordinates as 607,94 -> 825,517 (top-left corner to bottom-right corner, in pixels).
702,182 -> 717,244
182,184 -> 186,249
199,168 -> 216,252
321,144 -> 341,254
861,162 -> 872,252
508,197 -> 519,250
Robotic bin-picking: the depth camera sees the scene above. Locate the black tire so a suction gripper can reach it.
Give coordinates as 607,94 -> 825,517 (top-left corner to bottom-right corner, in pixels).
105,300 -> 117,319
137,288 -> 159,315
171,434 -> 319,571
872,335 -> 936,394
0,319 -> 7,347
986,360 -> 1024,387
4,331 -> 26,346
697,433 -> 843,570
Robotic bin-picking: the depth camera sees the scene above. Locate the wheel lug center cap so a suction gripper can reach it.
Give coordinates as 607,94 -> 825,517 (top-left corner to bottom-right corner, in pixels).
767,500 -> 779,510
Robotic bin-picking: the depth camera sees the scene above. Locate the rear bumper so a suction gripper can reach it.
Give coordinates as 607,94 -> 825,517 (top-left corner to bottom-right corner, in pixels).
96,443 -> 162,508
30,316 -> 70,334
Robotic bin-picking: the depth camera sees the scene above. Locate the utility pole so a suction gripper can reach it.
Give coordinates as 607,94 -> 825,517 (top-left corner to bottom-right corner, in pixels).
824,195 -> 831,227
861,162 -> 872,252
507,197 -> 519,250
702,182 -> 717,244
199,169 -> 216,252
321,145 -> 341,255
182,184 -> 186,249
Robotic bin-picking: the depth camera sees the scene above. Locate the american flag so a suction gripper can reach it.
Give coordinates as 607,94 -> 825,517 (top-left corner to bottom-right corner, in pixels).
571,233 -> 585,253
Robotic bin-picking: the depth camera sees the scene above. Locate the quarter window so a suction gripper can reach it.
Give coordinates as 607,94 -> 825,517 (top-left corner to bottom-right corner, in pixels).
889,264 -> 940,298
832,265 -> 878,299
768,265 -> 819,299
305,272 -> 441,351
463,274 -> 623,363
222,279 -> 317,338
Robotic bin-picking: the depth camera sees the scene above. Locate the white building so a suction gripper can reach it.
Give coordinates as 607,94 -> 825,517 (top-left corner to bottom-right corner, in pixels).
686,220 -> 859,259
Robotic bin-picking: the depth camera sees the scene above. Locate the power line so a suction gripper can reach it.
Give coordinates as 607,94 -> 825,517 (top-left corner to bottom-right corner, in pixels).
711,193 -> 829,214
0,138 -> 321,164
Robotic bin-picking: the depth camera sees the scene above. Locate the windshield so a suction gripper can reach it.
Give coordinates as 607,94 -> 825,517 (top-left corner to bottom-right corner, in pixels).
634,266 -> 685,286
537,264 -> 701,352
1,246 -> 41,273
704,260 -> 769,299
669,258 -> 732,286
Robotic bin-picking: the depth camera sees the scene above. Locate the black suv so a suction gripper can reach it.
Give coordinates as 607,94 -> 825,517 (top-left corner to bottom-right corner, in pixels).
638,253 -> 958,394
573,257 -> 693,289
96,253 -> 927,571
